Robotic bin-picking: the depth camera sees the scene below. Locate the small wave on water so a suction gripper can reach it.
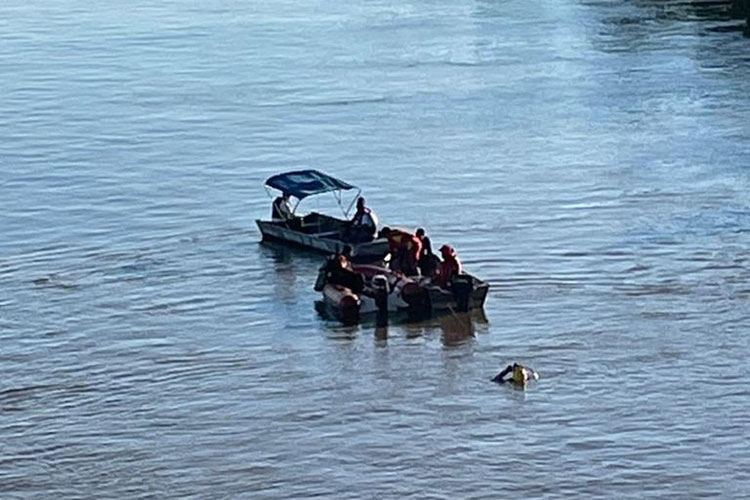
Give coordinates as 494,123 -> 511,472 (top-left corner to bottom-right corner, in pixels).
252,95 -> 390,109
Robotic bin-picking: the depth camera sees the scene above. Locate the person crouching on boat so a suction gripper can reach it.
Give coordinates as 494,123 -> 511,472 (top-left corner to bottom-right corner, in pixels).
435,245 -> 462,289
344,197 -> 379,243
380,227 -> 422,276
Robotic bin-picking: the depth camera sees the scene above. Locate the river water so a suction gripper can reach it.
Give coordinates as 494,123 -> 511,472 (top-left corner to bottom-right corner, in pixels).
2,0 -> 749,498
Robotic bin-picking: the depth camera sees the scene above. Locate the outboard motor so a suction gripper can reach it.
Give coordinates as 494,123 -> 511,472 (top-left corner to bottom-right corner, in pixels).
372,274 -> 389,327
452,274 -> 474,313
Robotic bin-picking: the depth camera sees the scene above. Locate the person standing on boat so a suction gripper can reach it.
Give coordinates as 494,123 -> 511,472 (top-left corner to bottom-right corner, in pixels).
346,197 -> 379,243
271,192 -> 294,223
416,228 -> 438,278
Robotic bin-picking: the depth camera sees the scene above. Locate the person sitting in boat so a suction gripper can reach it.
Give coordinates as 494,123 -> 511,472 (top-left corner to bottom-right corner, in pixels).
435,244 -> 462,288
416,228 -> 439,278
337,245 -> 353,272
271,191 -> 299,226
325,245 -> 364,293
344,197 -> 379,243
271,191 -> 293,221
492,363 -> 539,386
380,227 -> 422,276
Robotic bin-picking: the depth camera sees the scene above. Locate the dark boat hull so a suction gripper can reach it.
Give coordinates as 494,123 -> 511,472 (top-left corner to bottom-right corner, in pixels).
426,275 -> 489,312
256,212 -> 387,260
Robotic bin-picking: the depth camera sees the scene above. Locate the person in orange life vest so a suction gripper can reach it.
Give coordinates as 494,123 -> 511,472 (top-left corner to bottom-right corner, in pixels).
380,227 -> 421,276
435,244 -> 462,288
345,197 -> 379,243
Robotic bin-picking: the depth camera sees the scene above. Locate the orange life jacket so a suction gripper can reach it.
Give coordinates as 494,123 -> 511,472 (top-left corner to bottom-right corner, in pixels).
387,230 -> 422,262
437,245 -> 462,288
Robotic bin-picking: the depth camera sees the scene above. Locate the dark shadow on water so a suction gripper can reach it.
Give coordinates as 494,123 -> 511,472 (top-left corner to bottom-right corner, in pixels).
258,239 -> 326,266
439,311 -> 478,347
343,309 -> 489,346
374,325 -> 388,346
314,298 -> 490,347
326,324 -> 361,341
579,0 -> 750,59
259,241 -> 326,306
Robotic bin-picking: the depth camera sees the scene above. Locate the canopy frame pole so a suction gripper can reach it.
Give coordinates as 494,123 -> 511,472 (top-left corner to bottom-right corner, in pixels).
331,189 -> 348,218
332,190 -> 343,217
343,188 -> 361,218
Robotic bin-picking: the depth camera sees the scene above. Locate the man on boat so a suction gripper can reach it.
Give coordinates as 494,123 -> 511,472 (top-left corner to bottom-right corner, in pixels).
416,228 -> 439,278
345,197 -> 379,243
435,244 -> 462,288
380,227 -> 422,276
271,192 -> 294,222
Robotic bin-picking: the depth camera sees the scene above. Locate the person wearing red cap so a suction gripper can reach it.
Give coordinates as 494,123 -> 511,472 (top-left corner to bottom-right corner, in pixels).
435,245 -> 462,288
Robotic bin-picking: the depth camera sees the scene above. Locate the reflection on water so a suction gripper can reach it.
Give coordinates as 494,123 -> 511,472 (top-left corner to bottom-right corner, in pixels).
315,297 -> 489,346
439,310 -> 477,346
374,325 -> 389,344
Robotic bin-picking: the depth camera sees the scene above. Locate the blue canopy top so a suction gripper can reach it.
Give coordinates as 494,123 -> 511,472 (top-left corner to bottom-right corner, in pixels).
265,169 -> 356,199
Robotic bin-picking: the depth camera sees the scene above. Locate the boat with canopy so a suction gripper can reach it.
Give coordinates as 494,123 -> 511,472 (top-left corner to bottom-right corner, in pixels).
256,169 -> 388,260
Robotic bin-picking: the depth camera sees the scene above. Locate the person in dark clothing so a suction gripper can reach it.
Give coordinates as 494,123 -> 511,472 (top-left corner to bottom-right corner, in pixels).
344,197 -> 379,243
271,191 -> 302,230
416,228 -> 438,278
325,245 -> 364,293
271,192 -> 293,221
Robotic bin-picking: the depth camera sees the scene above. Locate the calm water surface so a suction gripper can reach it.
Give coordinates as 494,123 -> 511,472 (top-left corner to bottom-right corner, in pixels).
1,0 -> 749,498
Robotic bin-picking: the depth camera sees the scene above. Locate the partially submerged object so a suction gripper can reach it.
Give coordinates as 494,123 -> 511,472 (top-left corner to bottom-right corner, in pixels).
492,363 -> 540,387
256,170 -> 388,260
